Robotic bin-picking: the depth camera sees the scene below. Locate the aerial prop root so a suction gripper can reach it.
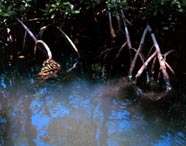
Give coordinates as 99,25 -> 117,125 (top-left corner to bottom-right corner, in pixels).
126,25 -> 175,100
16,17 -> 61,79
38,25 -> 80,73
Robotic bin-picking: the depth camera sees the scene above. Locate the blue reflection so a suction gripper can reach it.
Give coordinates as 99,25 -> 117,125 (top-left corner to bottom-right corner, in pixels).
39,88 -> 48,95
96,128 -> 101,146
175,132 -> 186,145
69,95 -> 79,109
0,117 -> 7,123
155,132 -> 172,146
32,114 -> 50,129
154,132 -> 186,146
30,99 -> 51,146
2,76 -> 186,146
93,105 -> 104,146
47,102 -> 70,118
107,110 -> 131,134
0,76 -> 6,89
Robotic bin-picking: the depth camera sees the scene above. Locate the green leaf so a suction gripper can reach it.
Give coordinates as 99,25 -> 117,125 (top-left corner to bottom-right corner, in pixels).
72,10 -> 80,14
51,14 -> 55,19
51,4 -> 56,8
49,8 -> 53,13
69,4 -> 74,11
7,5 -> 13,11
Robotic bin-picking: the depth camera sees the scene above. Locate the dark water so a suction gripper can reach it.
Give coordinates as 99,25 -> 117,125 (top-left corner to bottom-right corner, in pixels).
0,73 -> 186,146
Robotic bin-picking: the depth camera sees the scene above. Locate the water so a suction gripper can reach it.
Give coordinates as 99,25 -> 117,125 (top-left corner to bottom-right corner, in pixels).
0,73 -> 186,146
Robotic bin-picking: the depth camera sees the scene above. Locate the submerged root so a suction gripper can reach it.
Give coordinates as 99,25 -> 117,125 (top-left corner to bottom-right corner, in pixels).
118,77 -> 171,103
36,59 -> 61,80
140,91 -> 168,102
137,80 -> 171,102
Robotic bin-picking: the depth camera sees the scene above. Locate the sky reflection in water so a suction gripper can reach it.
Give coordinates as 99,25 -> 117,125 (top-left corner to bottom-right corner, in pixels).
0,75 -> 186,146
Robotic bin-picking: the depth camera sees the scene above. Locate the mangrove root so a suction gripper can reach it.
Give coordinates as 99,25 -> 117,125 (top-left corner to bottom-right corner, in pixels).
16,17 -> 62,79
38,25 -> 80,73
37,59 -> 61,80
128,24 -> 174,92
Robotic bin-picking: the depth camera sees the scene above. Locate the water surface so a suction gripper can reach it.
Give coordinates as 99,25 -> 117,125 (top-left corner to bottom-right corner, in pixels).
0,73 -> 186,146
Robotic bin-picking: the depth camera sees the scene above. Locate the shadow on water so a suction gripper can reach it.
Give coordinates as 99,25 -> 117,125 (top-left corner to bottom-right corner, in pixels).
0,72 -> 186,146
